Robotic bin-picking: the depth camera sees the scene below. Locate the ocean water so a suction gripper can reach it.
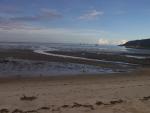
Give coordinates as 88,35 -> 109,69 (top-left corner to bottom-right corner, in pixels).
0,42 -> 148,77
0,42 -> 150,55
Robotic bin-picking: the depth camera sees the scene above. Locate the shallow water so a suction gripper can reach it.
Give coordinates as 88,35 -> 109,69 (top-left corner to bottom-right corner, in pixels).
0,42 -> 150,55
0,58 -> 121,77
0,42 -> 144,77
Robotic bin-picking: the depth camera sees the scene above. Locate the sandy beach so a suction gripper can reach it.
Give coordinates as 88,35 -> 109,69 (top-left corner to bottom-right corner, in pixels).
0,46 -> 150,113
0,68 -> 150,113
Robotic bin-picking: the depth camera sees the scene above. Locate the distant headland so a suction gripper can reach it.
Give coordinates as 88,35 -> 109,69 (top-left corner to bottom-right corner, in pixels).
120,38 -> 150,49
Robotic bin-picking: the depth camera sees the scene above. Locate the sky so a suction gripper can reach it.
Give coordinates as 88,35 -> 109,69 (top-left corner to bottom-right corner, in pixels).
0,0 -> 150,45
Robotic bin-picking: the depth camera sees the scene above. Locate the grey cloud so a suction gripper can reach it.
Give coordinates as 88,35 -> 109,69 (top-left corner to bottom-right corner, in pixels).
0,18 -> 24,30
0,9 -> 62,30
0,19 -> 26,30
79,10 -> 104,20
10,9 -> 62,22
0,17 -> 41,30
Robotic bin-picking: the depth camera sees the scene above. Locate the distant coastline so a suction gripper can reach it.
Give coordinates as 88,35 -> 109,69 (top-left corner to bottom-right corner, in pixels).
121,38 -> 150,49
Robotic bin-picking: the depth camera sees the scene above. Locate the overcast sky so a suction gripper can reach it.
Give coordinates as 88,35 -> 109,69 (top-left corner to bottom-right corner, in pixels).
0,0 -> 150,44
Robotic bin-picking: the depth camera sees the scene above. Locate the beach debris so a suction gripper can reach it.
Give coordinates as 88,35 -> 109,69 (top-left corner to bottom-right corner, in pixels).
109,99 -> 124,105
72,102 -> 82,108
24,110 -> 38,113
0,99 -> 126,113
12,109 -> 23,113
38,106 -> 50,110
20,95 -> 37,101
72,102 -> 94,110
95,101 -> 104,106
82,104 -> 94,110
141,96 -> 150,101
0,108 -> 9,113
61,105 -> 70,108
95,99 -> 124,106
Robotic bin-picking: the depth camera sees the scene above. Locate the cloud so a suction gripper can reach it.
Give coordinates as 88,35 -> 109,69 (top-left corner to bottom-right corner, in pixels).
0,16 -> 48,30
98,38 -> 109,45
78,10 -> 104,20
0,8 -> 62,30
10,9 -> 62,22
0,16 -> 27,30
117,39 -> 127,44
98,38 -> 127,45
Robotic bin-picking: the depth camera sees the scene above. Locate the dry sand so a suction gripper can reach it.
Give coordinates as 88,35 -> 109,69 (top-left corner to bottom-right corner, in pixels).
0,68 -> 150,113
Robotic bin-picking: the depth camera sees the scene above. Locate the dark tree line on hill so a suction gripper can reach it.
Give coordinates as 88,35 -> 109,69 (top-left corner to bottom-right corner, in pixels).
121,38 -> 150,49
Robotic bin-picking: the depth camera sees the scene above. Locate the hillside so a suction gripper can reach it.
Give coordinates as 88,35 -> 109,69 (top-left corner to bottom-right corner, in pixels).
122,39 -> 150,49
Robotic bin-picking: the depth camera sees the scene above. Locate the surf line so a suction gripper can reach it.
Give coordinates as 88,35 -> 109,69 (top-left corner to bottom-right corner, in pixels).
34,50 -> 138,66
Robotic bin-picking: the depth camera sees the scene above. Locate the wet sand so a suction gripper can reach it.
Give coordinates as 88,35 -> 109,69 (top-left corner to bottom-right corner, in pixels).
0,49 -> 139,71
0,68 -> 150,113
47,50 -> 150,66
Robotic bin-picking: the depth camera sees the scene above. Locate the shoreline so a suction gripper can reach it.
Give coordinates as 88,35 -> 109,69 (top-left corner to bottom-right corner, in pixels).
0,49 -> 141,77
0,66 -> 148,82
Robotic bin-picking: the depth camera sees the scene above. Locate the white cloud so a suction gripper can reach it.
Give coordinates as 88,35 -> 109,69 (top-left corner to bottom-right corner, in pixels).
118,39 -> 127,45
98,38 -> 127,45
79,10 -> 104,20
98,38 -> 109,45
